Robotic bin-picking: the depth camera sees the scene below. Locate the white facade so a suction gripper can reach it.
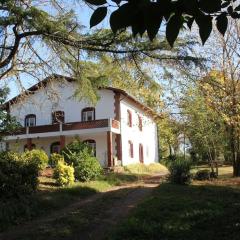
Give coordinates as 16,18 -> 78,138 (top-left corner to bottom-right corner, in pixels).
120,98 -> 159,165
3,77 -> 159,167
10,81 -> 115,126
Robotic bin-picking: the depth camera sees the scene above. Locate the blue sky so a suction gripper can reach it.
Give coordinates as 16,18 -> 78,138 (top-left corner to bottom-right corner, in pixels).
5,2 -> 118,100
5,3 -> 98,100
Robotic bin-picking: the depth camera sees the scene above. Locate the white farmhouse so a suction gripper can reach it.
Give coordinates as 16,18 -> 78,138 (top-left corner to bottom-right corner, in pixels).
3,75 -> 159,167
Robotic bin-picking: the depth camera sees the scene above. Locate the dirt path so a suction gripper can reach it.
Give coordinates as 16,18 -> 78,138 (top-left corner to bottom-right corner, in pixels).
0,174 -> 166,240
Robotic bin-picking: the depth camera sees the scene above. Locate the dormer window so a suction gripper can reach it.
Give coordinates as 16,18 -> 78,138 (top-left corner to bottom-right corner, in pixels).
138,115 -> 143,131
52,111 -> 65,124
82,107 -> 95,122
25,114 -> 36,127
127,110 -> 132,127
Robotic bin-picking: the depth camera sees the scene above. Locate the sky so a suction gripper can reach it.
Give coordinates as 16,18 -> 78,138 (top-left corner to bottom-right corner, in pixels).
5,2 -> 97,100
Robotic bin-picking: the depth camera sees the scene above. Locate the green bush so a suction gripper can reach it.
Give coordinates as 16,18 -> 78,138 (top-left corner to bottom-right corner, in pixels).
53,161 -> 75,186
168,156 -> 192,185
74,153 -> 102,182
61,139 -> 92,166
194,169 -> 211,181
22,149 -> 49,171
0,152 -> 39,198
61,139 -> 102,182
49,153 -> 64,167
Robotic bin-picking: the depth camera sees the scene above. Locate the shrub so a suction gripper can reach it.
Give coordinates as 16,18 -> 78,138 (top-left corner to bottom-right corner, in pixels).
168,157 -> 192,185
53,161 -> 75,186
74,155 -> 102,182
194,169 -> 211,181
61,139 -> 102,182
0,152 -> 39,198
49,153 -> 64,167
22,149 -> 49,171
61,139 -> 92,166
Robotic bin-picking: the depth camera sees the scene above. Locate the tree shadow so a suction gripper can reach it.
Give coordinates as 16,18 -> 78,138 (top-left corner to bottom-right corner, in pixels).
0,183 -> 154,240
108,182 -> 240,240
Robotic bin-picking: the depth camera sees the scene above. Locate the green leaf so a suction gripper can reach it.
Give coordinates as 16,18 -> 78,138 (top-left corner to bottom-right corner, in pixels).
85,0 -> 107,6
166,14 -> 183,47
221,1 -> 230,8
144,3 -> 163,41
199,0 -> 222,13
195,14 -> 212,45
110,3 -> 134,33
216,13 -> 228,36
90,7 -> 107,28
235,4 -> 240,12
187,17 -> 194,30
131,12 -> 146,37
111,0 -> 122,4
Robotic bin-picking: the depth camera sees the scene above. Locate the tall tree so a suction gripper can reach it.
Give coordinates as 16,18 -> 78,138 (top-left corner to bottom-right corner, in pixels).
180,85 -> 226,173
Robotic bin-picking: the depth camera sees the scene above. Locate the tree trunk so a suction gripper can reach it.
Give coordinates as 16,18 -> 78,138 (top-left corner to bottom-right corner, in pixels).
229,126 -> 240,177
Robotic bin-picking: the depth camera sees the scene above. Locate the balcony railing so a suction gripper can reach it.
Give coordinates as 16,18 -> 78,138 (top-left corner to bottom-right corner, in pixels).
6,119 -> 120,136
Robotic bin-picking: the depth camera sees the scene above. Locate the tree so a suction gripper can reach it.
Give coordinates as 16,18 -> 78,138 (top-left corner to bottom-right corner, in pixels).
86,0 -> 240,46
0,1 -> 199,81
199,71 -> 240,176
0,88 -> 20,138
180,85 -> 226,174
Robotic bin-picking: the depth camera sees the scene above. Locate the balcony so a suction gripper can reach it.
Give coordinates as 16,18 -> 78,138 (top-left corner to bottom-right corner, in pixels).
5,119 -> 120,139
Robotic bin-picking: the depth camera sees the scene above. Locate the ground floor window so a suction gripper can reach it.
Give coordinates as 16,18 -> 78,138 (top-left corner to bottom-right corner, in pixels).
24,144 -> 36,151
83,139 -> 96,157
50,141 -> 61,153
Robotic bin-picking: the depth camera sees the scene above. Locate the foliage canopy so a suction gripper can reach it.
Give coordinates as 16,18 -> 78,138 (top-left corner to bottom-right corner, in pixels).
86,0 -> 240,46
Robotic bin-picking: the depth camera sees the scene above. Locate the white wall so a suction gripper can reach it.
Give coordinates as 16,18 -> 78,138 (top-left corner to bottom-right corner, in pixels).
10,80 -> 115,126
120,98 -> 159,165
7,132 -> 114,167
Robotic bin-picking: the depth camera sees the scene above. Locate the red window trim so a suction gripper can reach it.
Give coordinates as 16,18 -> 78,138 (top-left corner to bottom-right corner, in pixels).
25,114 -> 36,127
127,110 -> 132,127
128,140 -> 134,158
139,143 -> 144,163
82,107 -> 96,122
138,115 -> 143,131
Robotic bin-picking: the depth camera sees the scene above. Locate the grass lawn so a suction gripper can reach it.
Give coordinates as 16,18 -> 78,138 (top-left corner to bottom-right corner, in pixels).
0,163 -> 165,232
0,171 -> 138,232
108,168 -> 240,240
192,165 -> 233,178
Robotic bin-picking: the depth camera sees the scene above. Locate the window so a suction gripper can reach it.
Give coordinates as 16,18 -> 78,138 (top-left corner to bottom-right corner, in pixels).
139,144 -> 144,163
128,140 -> 134,158
82,107 -> 95,122
25,114 -> 36,127
138,115 -> 143,131
52,111 -> 65,124
83,139 -> 96,157
127,110 -> 132,127
50,142 -> 60,154
24,144 -> 36,151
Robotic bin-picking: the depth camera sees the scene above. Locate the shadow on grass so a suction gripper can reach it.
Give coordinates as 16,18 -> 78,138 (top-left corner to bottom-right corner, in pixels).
0,172 -> 140,235
108,182 -> 240,240
0,184 -> 144,240
3,181 -> 240,240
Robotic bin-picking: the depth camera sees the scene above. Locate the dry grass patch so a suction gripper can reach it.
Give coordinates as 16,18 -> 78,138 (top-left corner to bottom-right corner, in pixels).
124,163 -> 168,175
